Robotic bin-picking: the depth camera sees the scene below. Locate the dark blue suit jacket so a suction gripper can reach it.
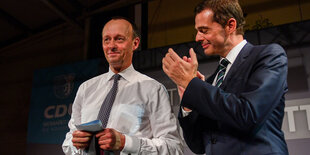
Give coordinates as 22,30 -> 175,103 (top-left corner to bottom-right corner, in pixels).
179,43 -> 288,155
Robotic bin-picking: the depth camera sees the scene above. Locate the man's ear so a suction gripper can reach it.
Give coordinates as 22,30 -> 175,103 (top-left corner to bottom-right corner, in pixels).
225,18 -> 237,34
132,37 -> 140,51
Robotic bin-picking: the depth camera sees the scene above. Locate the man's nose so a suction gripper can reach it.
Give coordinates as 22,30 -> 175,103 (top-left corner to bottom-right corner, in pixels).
107,40 -> 117,49
195,32 -> 203,42
108,40 -> 115,47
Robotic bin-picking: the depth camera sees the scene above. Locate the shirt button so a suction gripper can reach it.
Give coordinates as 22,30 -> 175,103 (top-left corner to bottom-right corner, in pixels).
211,138 -> 217,144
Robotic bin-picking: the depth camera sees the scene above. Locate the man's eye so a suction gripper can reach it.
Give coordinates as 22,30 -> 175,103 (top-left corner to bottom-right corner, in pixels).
103,38 -> 110,42
200,29 -> 208,34
115,37 -> 125,42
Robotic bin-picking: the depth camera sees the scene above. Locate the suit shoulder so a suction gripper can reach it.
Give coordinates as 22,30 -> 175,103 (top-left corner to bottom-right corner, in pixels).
251,43 -> 286,58
252,43 -> 288,67
266,43 -> 285,52
261,43 -> 285,54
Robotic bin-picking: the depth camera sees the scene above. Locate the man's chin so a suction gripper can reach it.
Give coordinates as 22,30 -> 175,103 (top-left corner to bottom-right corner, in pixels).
107,57 -> 120,63
109,61 -> 121,66
109,60 -> 124,66
203,49 -> 213,56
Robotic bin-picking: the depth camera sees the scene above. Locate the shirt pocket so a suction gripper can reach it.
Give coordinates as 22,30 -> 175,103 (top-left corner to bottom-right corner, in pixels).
113,104 -> 146,135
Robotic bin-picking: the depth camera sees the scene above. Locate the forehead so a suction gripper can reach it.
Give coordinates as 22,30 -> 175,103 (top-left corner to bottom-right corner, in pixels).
102,19 -> 132,37
195,9 -> 214,28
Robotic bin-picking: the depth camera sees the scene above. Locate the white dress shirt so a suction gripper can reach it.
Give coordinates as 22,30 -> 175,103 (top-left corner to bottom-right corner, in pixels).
62,65 -> 183,155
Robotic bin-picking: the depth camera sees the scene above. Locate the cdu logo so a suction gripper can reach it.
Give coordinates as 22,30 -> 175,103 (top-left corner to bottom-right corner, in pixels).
53,74 -> 75,99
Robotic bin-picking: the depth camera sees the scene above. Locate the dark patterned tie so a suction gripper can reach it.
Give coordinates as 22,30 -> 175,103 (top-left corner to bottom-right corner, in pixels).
215,59 -> 229,87
97,74 -> 121,127
97,74 -> 121,155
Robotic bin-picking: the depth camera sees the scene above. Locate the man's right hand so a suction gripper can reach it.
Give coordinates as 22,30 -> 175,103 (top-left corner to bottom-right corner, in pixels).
72,130 -> 92,149
162,48 -> 198,89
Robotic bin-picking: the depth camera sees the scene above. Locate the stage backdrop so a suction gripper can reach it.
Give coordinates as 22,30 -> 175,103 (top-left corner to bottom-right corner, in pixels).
27,59 -> 102,147
27,58 -> 310,155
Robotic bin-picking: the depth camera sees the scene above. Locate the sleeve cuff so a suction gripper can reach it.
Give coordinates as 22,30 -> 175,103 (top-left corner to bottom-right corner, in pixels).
122,134 -> 141,154
181,106 -> 192,117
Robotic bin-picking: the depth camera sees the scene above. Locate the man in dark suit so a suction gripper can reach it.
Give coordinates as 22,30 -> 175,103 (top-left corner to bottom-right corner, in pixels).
162,0 -> 289,154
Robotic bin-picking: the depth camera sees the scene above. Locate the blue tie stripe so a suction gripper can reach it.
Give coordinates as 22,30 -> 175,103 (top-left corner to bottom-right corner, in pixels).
215,59 -> 229,87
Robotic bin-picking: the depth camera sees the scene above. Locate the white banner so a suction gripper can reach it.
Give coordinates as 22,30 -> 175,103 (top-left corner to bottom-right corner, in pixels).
283,98 -> 310,140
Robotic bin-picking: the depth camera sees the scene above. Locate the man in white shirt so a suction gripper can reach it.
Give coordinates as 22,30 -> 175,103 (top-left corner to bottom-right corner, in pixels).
62,17 -> 183,155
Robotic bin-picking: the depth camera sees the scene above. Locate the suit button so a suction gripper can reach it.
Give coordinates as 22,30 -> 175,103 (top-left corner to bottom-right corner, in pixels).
211,138 -> 217,144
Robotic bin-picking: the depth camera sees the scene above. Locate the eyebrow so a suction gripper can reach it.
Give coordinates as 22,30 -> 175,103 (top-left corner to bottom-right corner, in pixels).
196,26 -> 210,30
102,34 -> 126,38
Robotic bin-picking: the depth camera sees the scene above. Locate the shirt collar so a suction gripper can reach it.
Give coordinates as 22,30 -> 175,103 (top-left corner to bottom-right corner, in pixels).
223,40 -> 247,64
107,64 -> 136,82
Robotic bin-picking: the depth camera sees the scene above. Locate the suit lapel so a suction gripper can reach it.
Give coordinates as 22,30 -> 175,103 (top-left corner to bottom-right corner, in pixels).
206,67 -> 219,84
220,43 -> 254,89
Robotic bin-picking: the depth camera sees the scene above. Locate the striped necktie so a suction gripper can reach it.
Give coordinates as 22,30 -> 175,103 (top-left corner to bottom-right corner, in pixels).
215,59 -> 229,87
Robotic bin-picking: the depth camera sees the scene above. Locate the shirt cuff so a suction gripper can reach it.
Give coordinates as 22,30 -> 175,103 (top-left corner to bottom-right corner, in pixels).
122,134 -> 141,154
181,106 -> 192,117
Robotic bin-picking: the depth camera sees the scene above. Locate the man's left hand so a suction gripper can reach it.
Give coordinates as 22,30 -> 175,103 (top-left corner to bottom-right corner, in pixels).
162,48 -> 198,88
95,128 -> 125,151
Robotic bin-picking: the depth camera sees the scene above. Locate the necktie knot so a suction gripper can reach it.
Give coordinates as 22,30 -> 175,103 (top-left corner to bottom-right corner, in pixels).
113,74 -> 121,81
219,58 -> 229,69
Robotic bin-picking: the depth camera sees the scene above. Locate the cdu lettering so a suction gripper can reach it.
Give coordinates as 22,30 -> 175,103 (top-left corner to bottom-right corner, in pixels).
44,104 -> 72,119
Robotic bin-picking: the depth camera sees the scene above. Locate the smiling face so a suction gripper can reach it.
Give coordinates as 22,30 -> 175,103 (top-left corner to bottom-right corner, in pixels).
195,9 -> 230,57
102,19 -> 140,73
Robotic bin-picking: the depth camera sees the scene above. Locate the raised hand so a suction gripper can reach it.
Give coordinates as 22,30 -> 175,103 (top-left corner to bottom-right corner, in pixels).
162,48 -> 198,89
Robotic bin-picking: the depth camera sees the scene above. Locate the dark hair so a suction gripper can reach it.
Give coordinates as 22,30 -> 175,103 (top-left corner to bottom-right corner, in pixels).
110,16 -> 140,39
195,0 -> 245,35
